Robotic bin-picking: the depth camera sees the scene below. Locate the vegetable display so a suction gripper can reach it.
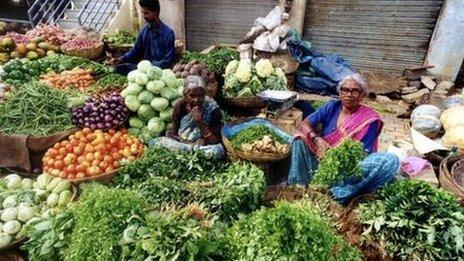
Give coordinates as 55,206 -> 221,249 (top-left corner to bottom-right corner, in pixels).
40,68 -> 95,92
223,58 -> 287,98
43,128 -> 144,180
0,82 -> 74,136
358,180 -> 464,260
0,34 -> 58,64
103,30 -> 136,45
313,139 -> 366,187
64,184 -> 147,260
224,200 -> 361,260
25,24 -> 69,46
121,60 -> 183,143
71,92 -> 128,130
181,47 -> 239,75
114,147 -> 266,221
172,59 -> 218,97
93,73 -> 128,92
0,173 -> 74,248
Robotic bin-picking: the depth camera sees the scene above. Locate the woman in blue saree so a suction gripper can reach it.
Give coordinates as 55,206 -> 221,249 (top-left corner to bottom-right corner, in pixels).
149,76 -> 224,158
287,73 -> 399,203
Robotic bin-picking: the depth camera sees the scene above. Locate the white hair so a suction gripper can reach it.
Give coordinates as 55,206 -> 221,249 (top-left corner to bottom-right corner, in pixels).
337,73 -> 369,94
184,75 -> 206,94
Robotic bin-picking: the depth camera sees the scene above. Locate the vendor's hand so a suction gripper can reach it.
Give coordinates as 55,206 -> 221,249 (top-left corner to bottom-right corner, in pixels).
315,138 -> 330,158
190,106 -> 203,123
108,57 -> 122,66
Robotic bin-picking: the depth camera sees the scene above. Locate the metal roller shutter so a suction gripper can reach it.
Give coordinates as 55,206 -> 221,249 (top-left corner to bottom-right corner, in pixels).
185,0 -> 279,51
303,0 -> 444,74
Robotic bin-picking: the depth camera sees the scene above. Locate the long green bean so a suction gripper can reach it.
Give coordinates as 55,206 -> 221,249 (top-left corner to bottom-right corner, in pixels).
0,81 -> 74,136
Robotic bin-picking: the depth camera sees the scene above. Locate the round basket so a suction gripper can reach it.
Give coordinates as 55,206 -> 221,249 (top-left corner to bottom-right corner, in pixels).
46,169 -> 118,185
222,136 -> 290,162
451,158 -> 464,187
222,97 -> 265,108
439,156 -> 464,200
61,43 -> 104,60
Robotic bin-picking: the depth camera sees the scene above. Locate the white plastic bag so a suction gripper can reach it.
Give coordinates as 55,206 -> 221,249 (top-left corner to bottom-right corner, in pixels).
254,6 -> 282,31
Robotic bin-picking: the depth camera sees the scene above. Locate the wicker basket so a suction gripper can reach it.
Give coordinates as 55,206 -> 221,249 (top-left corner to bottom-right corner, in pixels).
451,158 -> 464,187
69,169 -> 118,184
222,97 -> 265,108
222,136 -> 290,163
439,156 -> 464,200
61,42 -> 104,60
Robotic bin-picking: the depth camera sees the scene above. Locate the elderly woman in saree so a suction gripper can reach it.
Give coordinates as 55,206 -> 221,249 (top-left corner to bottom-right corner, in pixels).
149,75 -> 224,158
287,73 -> 399,203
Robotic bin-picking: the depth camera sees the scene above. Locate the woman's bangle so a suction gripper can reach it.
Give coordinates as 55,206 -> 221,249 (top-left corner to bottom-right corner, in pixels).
203,132 -> 213,138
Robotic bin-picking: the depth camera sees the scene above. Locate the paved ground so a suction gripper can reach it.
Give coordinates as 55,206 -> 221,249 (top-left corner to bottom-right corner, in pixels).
299,93 -> 412,152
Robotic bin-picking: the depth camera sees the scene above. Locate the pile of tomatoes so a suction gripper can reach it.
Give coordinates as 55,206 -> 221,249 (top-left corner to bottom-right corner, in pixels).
43,128 -> 144,180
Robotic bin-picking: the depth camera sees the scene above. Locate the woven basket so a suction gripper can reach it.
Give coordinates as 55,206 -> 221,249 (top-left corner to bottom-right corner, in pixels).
451,158 -> 464,187
222,136 -> 290,162
69,169 -> 118,185
61,42 -> 104,60
439,156 -> 464,200
222,97 -> 265,108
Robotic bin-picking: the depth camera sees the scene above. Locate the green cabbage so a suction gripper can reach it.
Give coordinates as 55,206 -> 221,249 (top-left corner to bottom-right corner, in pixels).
137,104 -> 157,121
137,90 -> 155,104
125,95 -> 141,112
3,220 -> 21,235
150,97 -> 169,112
128,127 -> 141,136
58,190 -> 73,207
47,193 -> 59,207
146,80 -> 165,94
129,117 -> 145,128
137,60 -> 152,73
18,206 -> 36,222
2,196 -> 17,208
1,208 -> 18,222
161,87 -> 179,101
127,70 -> 139,83
147,117 -> 165,134
159,108 -> 173,122
161,69 -> 178,88
135,73 -> 149,86
171,98 -> 182,107
126,83 -> 143,96
146,66 -> 163,80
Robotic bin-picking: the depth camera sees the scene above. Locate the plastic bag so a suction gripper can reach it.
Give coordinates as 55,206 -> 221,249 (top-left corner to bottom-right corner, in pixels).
254,6 -> 282,31
441,95 -> 464,111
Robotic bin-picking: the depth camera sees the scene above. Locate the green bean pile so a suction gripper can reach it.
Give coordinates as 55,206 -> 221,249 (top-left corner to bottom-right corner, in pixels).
0,81 -> 74,136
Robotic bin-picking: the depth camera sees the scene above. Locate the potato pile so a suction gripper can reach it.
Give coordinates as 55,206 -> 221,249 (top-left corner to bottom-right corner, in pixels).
241,135 -> 288,154
40,68 -> 94,92
172,60 -> 218,97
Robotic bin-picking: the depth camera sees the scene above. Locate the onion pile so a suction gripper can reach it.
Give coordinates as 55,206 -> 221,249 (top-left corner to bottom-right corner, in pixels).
2,32 -> 30,44
61,38 -> 101,50
71,92 -> 128,130
26,24 -> 69,45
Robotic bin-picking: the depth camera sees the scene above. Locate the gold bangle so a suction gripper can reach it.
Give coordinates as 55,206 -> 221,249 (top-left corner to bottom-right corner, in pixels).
203,132 -> 213,138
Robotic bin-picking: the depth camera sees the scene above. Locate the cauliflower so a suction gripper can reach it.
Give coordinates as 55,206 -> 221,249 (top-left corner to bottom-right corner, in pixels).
245,76 -> 263,94
235,59 -> 252,83
223,75 -> 243,97
225,60 -> 239,76
255,59 -> 274,78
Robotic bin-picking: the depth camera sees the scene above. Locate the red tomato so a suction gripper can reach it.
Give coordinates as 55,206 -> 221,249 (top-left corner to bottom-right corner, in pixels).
94,151 -> 104,161
47,159 -> 55,167
53,143 -> 60,149
53,160 -> 65,170
73,146 -> 84,155
108,129 -> 116,135
59,172 -> 68,179
82,128 -> 91,135
55,155 -> 64,161
66,164 -> 76,174
42,156 -> 50,164
112,152 -> 122,161
68,174 -> 76,180
113,161 -> 120,168
91,159 -> 101,167
81,160 -> 91,169
99,161 -> 109,170
103,155 -> 114,164
50,168 -> 61,177
85,153 -> 95,162
84,144 -> 95,153
49,149 -> 58,158
95,144 -> 105,152
43,166 -> 49,172
76,172 -> 86,179
76,164 -> 87,173
105,166 -> 115,173
58,147 -> 67,156
70,139 -> 79,147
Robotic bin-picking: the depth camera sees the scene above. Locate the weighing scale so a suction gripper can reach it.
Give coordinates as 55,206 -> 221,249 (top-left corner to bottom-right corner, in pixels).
257,90 -> 299,117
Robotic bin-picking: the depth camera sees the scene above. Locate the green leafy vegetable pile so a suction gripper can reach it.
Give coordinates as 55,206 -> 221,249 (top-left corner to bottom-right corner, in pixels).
114,147 -> 266,221
224,200 -> 362,260
181,47 -> 239,75
104,30 -> 137,45
0,81 -> 74,135
120,204 -> 223,260
92,73 -> 128,93
64,183 -> 147,261
313,139 -> 366,187
230,124 -> 286,149
357,179 -> 464,260
21,210 -> 74,261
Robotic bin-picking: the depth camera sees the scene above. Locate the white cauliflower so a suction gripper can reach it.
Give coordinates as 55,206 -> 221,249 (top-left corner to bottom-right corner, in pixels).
255,59 -> 274,78
235,59 -> 252,83
225,60 -> 239,76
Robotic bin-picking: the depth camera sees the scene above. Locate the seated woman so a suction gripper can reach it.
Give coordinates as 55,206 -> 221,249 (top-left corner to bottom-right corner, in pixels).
149,76 -> 224,158
287,73 -> 399,203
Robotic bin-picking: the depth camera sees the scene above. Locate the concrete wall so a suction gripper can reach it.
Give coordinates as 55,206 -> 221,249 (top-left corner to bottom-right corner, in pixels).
425,0 -> 464,81
159,0 -> 185,45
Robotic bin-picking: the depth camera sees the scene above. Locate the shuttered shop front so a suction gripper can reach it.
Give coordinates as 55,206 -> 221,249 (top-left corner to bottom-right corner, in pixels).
185,0 -> 279,51
303,0 -> 444,74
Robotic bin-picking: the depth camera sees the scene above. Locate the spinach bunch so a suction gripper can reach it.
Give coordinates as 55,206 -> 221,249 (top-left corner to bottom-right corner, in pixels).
120,205 -> 223,260
230,124 -> 286,149
358,179 -> 464,260
224,200 -> 362,260
313,139 -> 366,187
21,210 -> 74,261
181,47 -> 239,75
64,184 -> 147,261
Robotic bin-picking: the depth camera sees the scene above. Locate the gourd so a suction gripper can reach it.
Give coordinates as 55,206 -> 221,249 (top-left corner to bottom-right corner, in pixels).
440,105 -> 464,131
411,105 -> 441,122
411,116 -> 442,138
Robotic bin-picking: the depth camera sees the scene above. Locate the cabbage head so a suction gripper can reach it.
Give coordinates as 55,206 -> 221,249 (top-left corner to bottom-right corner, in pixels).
137,90 -> 155,104
124,95 -> 141,112
146,66 -> 163,80
127,70 -> 140,83
126,83 -> 143,96
146,80 -> 165,94
150,97 -> 169,112
137,104 -> 157,121
159,108 -> 173,122
161,69 -> 178,88
161,87 -> 180,101
129,117 -> 145,128
255,59 -> 274,78
137,60 -> 153,73
147,117 -> 165,134
135,72 -> 149,86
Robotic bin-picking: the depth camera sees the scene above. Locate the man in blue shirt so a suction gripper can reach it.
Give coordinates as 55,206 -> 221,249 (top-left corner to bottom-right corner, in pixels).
109,0 -> 177,74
